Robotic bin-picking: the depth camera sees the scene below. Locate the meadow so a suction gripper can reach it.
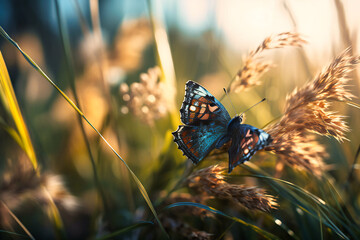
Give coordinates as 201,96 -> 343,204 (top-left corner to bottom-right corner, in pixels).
0,1 -> 360,239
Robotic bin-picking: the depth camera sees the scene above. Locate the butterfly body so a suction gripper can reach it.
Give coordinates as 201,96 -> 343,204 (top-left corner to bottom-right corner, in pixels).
173,81 -> 271,173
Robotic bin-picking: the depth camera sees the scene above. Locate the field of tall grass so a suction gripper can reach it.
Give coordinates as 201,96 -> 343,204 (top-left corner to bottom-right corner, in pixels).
0,1 -> 360,239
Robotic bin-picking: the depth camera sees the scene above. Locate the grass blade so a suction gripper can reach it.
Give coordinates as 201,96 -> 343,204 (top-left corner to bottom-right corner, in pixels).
96,221 -> 153,240
0,51 -> 38,170
0,25 -> 168,238
241,164 -> 356,239
0,230 -> 28,239
165,202 -> 280,240
1,201 -> 35,240
0,116 -> 24,149
0,49 -> 66,239
54,0 -> 109,215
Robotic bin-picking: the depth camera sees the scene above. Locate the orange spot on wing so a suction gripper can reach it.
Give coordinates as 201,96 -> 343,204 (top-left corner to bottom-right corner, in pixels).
186,142 -> 193,149
183,136 -> 191,143
199,96 -> 210,103
250,135 -> 259,148
181,131 -> 187,138
200,113 -> 209,120
208,105 -> 218,112
246,138 -> 253,145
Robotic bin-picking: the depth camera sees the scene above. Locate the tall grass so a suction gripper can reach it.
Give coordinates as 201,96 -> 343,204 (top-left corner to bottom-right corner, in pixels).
0,1 -> 360,239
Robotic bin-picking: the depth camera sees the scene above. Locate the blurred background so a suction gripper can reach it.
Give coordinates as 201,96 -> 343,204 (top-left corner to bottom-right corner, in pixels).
0,0 -> 360,239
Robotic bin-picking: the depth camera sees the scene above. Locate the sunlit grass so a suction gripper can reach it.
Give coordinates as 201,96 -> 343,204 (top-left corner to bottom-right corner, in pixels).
0,1 -> 360,239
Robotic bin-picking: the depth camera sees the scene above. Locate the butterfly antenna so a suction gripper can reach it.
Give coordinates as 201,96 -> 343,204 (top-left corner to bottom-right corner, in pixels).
223,88 -> 237,114
239,98 -> 266,117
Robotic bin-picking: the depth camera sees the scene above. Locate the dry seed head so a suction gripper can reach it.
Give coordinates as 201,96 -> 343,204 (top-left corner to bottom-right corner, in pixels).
265,130 -> 327,177
230,32 -> 306,93
0,161 -> 78,226
265,48 -> 360,176
252,32 -> 306,55
187,165 -> 278,212
120,66 -> 172,125
40,174 -> 78,211
282,48 -> 359,141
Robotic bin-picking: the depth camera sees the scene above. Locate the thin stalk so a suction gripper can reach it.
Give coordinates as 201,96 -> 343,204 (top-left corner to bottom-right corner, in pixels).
334,0 -> 359,90
0,25 -> 168,238
282,0 -> 312,78
54,0 -> 109,215
42,186 -> 67,240
1,201 -> 35,240
71,0 -> 136,213
88,0 -> 136,214
347,144 -> 360,183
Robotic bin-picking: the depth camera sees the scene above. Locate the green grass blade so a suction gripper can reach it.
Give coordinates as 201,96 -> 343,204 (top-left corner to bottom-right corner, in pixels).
0,26 -> 83,116
54,0 -> 108,215
82,117 -> 168,237
0,230 -> 28,239
165,202 -> 280,240
0,49 -> 66,239
0,51 -> 38,170
0,25 -> 168,238
1,201 -> 35,240
96,221 -> 153,240
216,221 -> 235,240
0,116 -> 24,149
252,176 -> 350,238
241,164 -> 356,239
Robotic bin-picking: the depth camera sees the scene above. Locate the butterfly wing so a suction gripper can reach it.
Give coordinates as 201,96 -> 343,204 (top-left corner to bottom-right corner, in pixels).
179,80 -> 231,125
173,80 -> 231,164
228,124 -> 272,173
173,122 -> 228,164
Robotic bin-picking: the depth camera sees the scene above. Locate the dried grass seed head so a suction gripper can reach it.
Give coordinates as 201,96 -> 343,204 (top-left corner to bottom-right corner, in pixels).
0,161 -> 78,218
265,48 -> 360,176
120,66 -> 171,125
187,165 -> 278,212
282,48 -> 359,141
265,129 -> 327,177
230,32 -> 306,93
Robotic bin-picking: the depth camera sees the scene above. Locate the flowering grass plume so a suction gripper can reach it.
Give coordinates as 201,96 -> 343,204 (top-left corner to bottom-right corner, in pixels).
186,165 -> 277,212
230,32 -> 306,93
265,48 -> 360,176
120,66 -> 171,125
0,161 -> 77,227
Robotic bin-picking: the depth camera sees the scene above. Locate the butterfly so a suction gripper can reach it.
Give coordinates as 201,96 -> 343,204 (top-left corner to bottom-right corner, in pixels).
172,80 -> 272,173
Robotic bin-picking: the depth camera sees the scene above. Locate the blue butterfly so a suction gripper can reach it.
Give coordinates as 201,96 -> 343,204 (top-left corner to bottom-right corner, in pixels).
172,80 -> 272,173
